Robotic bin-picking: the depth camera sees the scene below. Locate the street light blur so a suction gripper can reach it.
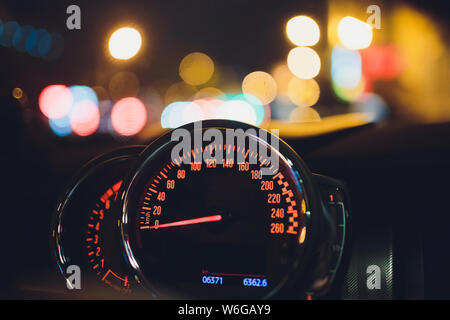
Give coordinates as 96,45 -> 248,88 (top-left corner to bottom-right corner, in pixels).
108,27 -> 142,60
286,16 -> 320,46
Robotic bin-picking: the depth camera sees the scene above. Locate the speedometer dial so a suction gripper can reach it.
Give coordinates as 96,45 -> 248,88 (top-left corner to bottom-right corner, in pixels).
121,121 -> 320,299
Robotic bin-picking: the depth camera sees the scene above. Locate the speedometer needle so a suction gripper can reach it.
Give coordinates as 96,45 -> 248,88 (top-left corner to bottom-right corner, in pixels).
148,214 -> 222,229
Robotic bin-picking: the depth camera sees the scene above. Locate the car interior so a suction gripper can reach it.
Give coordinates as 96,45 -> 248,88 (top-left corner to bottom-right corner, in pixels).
0,0 -> 449,301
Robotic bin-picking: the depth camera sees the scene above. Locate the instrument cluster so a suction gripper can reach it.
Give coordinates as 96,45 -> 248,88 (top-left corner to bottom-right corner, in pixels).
51,120 -> 351,299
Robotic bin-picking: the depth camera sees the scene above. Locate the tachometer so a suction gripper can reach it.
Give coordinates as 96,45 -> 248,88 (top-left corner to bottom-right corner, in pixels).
84,180 -> 131,293
51,147 -> 143,297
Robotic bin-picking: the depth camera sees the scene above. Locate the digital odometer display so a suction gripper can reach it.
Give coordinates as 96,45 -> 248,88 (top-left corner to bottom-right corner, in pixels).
123,131 -> 311,299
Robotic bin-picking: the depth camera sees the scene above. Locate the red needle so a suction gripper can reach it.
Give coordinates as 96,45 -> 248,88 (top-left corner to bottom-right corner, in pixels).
149,214 -> 222,229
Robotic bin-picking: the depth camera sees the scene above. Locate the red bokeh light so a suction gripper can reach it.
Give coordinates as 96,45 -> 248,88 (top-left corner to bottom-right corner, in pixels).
361,46 -> 403,81
38,85 -> 73,119
70,100 -> 100,136
111,97 -> 147,136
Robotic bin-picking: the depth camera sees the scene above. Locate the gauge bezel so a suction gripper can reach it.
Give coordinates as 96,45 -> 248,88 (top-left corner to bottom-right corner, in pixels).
50,146 -> 143,292
120,120 -> 323,299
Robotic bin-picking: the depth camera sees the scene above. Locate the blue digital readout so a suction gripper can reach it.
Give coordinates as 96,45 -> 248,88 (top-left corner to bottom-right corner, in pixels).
243,278 -> 268,287
202,275 -> 223,285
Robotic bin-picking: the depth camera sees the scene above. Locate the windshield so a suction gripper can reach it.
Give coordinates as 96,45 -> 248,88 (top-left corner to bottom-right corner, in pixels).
1,0 -> 448,141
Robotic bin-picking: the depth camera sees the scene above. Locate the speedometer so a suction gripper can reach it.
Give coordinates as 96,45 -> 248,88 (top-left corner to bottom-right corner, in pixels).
120,120 -> 347,299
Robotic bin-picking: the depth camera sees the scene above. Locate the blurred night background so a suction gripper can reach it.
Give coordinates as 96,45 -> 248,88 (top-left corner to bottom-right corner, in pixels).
0,0 -> 448,297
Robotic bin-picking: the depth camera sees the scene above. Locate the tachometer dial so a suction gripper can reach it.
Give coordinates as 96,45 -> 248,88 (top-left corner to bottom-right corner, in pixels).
85,180 -> 131,293
51,147 -> 142,297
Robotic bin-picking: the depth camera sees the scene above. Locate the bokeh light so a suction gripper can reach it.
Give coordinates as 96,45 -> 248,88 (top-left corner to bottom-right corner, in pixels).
1,20 -> 63,60
108,71 -> 140,100
92,86 -> 110,101
242,71 -> 277,105
109,27 -> 142,60
179,52 -> 214,86
270,94 -> 295,120
349,93 -> 388,122
287,47 -> 321,79
286,16 -> 320,46
39,85 -> 73,119
69,85 -> 99,106
271,63 -> 294,94
164,82 -> 197,105
287,78 -> 320,107
26,29 -> 51,57
12,88 -> 23,99
331,46 -> 362,89
230,93 -> 265,126
98,100 -> 114,133
69,100 -> 100,136
289,107 -> 321,122
215,100 -> 257,125
332,76 -> 366,102
12,25 -> 34,52
182,101 -> 204,126
49,115 -> 72,136
193,98 -> 223,119
111,97 -> 147,136
160,91 -> 268,128
161,101 -> 190,128
193,87 -> 223,100
338,16 -> 373,50
0,21 -> 19,47
360,46 -> 403,81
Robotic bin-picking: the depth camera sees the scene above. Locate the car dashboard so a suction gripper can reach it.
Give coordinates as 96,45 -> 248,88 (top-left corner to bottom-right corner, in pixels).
2,119 -> 448,300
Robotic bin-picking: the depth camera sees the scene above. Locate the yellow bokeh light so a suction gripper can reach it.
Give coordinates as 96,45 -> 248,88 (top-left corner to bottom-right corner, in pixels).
108,71 -> 140,101
287,78 -> 320,107
271,63 -> 293,94
338,16 -> 373,50
12,87 -> 23,99
179,52 -> 214,86
287,47 -> 321,79
109,27 -> 142,60
242,71 -> 277,105
193,87 -> 223,100
390,5 -> 448,122
286,15 -> 320,46
164,82 -> 197,105
289,107 -> 321,122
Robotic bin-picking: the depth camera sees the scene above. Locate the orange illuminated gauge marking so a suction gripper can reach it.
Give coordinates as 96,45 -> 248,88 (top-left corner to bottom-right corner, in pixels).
137,143 -> 305,238
85,180 -> 131,294
299,226 -> 307,244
